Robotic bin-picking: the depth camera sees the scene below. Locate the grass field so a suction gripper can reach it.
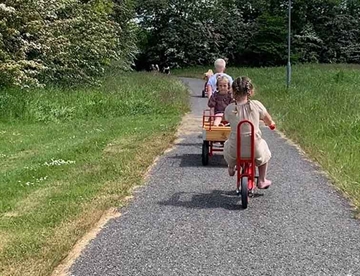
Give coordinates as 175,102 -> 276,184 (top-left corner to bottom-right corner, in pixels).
174,64 -> 360,213
0,71 -> 189,275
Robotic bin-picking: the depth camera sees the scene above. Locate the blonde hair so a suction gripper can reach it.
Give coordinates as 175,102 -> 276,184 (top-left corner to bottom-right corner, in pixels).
216,75 -> 230,87
214,58 -> 226,69
203,69 -> 214,80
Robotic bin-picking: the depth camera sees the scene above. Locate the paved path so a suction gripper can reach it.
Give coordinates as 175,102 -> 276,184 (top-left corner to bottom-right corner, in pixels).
70,78 -> 360,276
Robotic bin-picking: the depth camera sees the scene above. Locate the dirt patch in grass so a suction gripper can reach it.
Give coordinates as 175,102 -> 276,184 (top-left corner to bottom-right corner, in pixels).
103,136 -> 137,154
3,187 -> 56,218
0,232 -> 12,256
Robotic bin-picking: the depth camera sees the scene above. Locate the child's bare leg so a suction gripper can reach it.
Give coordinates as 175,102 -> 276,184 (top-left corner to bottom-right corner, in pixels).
224,143 -> 236,177
228,166 -> 235,176
258,162 -> 271,189
208,108 -> 215,124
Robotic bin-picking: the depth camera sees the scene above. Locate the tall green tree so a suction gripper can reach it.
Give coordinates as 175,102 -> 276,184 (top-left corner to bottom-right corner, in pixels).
135,0 -> 248,68
242,13 -> 287,66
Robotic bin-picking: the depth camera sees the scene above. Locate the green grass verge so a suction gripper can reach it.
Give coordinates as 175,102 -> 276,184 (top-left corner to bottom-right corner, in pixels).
0,72 -> 189,275
174,64 -> 360,211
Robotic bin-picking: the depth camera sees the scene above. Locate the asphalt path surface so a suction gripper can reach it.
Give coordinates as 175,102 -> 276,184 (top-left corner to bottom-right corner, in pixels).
70,78 -> 360,276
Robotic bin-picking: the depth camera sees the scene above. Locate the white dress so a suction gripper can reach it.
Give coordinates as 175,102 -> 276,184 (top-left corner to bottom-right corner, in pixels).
223,100 -> 271,167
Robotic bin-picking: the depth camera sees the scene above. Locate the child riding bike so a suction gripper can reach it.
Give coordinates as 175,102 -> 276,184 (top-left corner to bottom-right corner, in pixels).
202,69 -> 214,97
223,76 -> 275,189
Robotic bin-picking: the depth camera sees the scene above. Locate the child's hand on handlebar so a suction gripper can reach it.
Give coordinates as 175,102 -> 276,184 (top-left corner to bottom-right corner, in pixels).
268,121 -> 276,130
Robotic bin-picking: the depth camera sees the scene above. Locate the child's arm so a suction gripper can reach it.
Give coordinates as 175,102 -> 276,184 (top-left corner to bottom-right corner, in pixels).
254,100 -> 275,127
263,111 -> 275,127
206,75 -> 215,99
207,84 -> 213,99
208,94 -> 216,108
208,95 -> 216,122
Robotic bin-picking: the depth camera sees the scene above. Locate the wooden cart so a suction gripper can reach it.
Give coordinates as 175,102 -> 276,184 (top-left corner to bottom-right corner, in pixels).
201,109 -> 231,165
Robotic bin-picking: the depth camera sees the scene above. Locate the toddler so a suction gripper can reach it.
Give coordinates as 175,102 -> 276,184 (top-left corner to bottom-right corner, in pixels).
203,69 -> 214,96
208,75 -> 233,126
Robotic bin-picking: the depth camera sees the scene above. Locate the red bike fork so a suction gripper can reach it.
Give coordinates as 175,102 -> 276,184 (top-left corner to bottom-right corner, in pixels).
237,164 -> 255,188
236,120 -> 256,195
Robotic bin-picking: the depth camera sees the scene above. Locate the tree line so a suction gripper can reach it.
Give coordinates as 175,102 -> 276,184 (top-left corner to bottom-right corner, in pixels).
135,0 -> 360,70
1,0 -> 359,87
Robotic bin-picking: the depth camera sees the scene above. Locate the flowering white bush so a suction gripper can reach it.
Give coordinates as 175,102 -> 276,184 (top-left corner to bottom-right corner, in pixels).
0,0 -> 136,87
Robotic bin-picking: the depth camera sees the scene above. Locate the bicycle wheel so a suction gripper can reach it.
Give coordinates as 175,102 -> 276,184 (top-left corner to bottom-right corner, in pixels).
241,176 -> 248,209
202,141 -> 209,165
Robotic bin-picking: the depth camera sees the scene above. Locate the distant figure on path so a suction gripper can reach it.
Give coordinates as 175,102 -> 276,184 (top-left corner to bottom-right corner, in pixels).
163,65 -> 170,75
150,64 -> 160,72
206,58 -> 233,99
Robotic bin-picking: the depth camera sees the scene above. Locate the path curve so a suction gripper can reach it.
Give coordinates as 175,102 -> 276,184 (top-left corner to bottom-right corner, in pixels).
70,78 -> 360,276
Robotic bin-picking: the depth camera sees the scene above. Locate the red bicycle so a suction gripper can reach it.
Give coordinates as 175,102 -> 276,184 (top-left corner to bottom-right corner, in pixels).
236,120 -> 275,209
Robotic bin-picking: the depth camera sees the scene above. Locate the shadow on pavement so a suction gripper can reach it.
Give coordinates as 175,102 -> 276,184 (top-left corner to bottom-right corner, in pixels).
168,153 -> 227,168
174,143 -> 201,147
158,190 -> 264,211
190,95 -> 206,99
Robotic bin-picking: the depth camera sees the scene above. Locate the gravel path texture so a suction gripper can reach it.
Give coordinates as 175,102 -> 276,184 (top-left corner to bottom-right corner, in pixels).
70,78 -> 360,276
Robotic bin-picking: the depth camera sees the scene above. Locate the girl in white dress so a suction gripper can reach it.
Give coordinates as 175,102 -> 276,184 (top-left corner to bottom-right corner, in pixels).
223,76 -> 275,189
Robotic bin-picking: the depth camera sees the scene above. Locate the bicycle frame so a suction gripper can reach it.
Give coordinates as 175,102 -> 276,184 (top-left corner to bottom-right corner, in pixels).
236,120 -> 256,192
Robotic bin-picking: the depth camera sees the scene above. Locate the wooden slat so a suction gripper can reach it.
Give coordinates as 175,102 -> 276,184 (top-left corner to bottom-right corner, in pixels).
203,125 -> 230,131
203,128 -> 231,141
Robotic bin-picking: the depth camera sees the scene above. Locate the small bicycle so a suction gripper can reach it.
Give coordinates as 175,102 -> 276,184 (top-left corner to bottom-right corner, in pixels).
236,120 -> 275,209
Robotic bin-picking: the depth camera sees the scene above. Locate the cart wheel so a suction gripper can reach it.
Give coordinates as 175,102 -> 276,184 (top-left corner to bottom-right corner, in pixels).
202,89 -> 206,98
202,141 -> 209,165
241,176 -> 249,209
